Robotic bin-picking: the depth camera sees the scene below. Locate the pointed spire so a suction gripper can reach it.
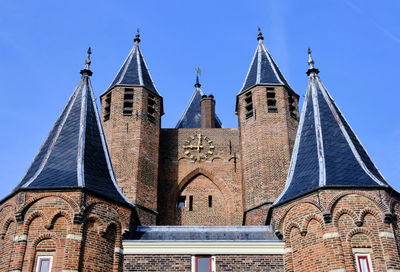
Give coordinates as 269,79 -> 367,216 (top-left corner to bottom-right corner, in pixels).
257,27 -> 264,41
134,28 -> 141,44
106,30 -> 159,95
80,47 -> 93,76
239,29 -> 292,94
306,47 -> 320,76
14,62 -> 129,204
273,53 -> 389,206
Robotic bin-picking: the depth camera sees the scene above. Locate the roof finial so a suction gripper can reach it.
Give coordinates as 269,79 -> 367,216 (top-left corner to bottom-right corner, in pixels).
195,66 -> 201,88
80,47 -> 93,76
134,28 -> 141,44
257,27 -> 264,41
306,47 -> 320,76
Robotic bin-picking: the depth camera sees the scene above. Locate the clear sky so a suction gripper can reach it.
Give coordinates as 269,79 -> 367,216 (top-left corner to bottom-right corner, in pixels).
0,0 -> 399,200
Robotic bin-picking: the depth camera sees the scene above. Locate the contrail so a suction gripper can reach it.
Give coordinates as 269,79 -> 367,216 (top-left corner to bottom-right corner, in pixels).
342,0 -> 400,45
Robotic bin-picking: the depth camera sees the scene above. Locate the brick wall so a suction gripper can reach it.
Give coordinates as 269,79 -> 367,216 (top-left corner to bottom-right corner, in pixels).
101,86 -> 162,224
123,254 -> 284,271
158,128 -> 242,226
271,189 -> 400,272
237,86 -> 299,224
0,190 -> 132,272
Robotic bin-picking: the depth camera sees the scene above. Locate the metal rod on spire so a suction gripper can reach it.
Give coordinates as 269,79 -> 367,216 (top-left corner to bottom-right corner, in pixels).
257,27 -> 264,41
195,66 -> 201,88
80,47 -> 93,76
134,28 -> 141,44
306,47 -> 319,76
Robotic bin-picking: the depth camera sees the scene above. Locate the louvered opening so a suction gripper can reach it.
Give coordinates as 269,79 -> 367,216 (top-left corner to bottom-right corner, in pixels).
288,92 -> 298,120
103,92 -> 112,121
147,93 -> 156,123
244,91 -> 254,119
123,88 -> 134,116
267,88 -> 278,113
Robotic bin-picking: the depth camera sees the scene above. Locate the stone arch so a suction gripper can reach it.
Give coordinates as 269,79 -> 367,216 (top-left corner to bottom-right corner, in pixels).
175,168 -> 229,225
0,217 -> 15,239
276,200 -> 323,232
17,194 -> 78,221
301,213 -> 324,235
45,210 -> 72,230
284,222 -> 301,242
23,211 -> 46,235
178,168 -> 219,192
81,201 -> 121,225
360,207 -> 381,226
328,191 -> 388,215
333,208 -> 358,227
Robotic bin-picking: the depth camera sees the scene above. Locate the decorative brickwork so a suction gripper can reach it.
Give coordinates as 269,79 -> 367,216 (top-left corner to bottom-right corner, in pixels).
270,189 -> 400,272
0,191 -> 132,272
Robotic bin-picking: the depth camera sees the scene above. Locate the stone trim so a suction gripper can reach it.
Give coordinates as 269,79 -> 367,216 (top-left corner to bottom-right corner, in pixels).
123,241 -> 285,255
352,248 -> 372,254
329,269 -> 346,272
13,235 -> 28,242
66,234 -> 82,241
322,232 -> 340,239
379,232 -> 395,238
114,247 -> 123,254
284,247 -> 292,253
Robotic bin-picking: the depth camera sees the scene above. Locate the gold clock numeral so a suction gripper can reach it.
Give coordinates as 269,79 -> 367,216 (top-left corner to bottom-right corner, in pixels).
191,136 -> 195,140
208,140 -> 213,144
185,151 -> 190,155
189,154 -> 194,159
208,151 -> 213,155
209,146 -> 215,149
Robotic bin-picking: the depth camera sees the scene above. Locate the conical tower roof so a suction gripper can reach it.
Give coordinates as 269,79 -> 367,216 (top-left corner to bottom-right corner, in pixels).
106,30 -> 159,95
239,28 -> 291,95
175,78 -> 222,128
274,49 -> 389,206
13,49 -> 129,204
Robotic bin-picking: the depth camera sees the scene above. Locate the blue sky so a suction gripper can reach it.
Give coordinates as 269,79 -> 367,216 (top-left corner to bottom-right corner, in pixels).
0,0 -> 399,199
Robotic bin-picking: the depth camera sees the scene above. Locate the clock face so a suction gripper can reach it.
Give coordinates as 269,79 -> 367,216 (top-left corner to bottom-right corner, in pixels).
183,133 -> 215,161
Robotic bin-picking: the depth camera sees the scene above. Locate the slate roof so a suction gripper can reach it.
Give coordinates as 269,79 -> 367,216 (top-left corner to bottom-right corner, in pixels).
106,34 -> 159,95
13,64 -> 129,204
274,52 -> 389,206
131,226 -> 279,241
239,30 -> 291,95
175,82 -> 223,128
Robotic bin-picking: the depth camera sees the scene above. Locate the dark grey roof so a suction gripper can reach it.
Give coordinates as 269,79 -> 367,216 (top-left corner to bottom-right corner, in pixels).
175,85 -> 222,128
106,42 -> 159,95
274,63 -> 389,206
14,70 -> 129,204
239,39 -> 291,94
131,226 -> 279,241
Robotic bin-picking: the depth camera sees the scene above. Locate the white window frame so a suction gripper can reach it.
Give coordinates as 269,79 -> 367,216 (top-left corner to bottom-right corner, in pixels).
191,255 -> 216,272
355,253 -> 373,272
35,255 -> 53,272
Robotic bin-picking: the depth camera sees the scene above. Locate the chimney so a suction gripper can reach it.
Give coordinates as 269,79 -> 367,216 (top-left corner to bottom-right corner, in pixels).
200,94 -> 216,128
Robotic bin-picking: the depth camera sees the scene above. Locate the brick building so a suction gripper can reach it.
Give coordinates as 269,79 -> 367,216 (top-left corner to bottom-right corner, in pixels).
1,29 -> 399,271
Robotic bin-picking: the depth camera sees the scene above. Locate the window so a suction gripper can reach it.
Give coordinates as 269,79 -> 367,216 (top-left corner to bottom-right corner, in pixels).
244,91 -> 253,119
103,92 -> 112,121
123,88 -> 134,115
355,254 -> 373,272
192,256 -> 215,272
35,256 -> 53,272
177,195 -> 186,208
266,87 -> 278,112
189,195 -> 193,211
208,195 -> 212,208
147,93 -> 156,123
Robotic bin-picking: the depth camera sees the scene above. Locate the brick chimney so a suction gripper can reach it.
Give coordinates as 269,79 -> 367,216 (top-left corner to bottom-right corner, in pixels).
200,94 -> 216,128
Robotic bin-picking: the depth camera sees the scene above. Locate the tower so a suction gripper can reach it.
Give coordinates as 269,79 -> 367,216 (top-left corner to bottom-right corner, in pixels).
268,49 -> 400,271
237,29 -> 300,225
100,31 -> 163,225
0,49 -> 132,272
